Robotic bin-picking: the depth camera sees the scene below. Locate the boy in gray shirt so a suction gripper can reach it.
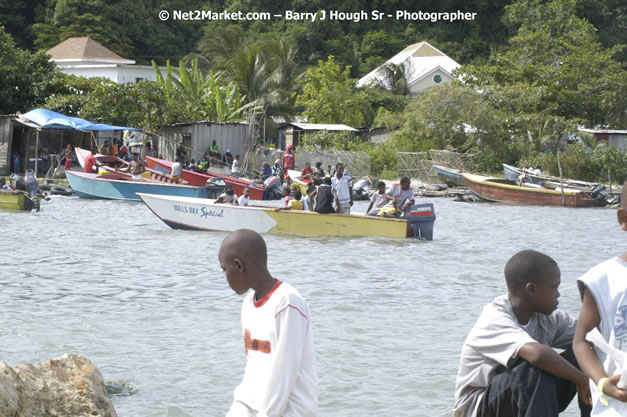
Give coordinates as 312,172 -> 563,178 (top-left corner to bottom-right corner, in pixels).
454,250 -> 592,417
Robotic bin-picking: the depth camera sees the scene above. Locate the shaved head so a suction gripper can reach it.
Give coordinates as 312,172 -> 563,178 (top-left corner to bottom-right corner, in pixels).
505,250 -> 559,293
219,229 -> 268,267
219,229 -> 274,295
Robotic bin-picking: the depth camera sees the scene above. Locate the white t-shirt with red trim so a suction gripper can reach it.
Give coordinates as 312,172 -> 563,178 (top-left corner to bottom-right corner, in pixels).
228,280 -> 317,417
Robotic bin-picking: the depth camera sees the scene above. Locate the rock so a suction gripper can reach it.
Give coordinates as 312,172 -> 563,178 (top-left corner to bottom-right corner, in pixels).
0,353 -> 117,417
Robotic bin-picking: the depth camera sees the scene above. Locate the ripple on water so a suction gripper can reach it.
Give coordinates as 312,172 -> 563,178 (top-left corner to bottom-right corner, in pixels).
1,197 -> 622,416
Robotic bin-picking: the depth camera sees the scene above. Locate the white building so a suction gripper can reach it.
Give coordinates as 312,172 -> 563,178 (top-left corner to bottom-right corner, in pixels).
47,37 -> 171,83
357,41 -> 460,97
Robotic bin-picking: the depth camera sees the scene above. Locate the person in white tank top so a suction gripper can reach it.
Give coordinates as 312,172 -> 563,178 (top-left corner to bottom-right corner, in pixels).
574,181 -> 627,415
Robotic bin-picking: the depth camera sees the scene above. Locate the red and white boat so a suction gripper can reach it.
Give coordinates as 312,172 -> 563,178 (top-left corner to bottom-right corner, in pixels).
145,156 -> 267,200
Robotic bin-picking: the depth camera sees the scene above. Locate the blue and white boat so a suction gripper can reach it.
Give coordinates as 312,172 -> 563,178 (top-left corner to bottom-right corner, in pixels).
65,171 -> 208,201
502,163 -> 596,190
432,164 -> 465,186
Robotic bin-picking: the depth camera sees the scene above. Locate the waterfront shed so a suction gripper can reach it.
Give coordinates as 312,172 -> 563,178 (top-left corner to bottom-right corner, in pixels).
0,109 -> 136,176
154,121 -> 249,164
277,123 -> 358,150
578,128 -> 627,150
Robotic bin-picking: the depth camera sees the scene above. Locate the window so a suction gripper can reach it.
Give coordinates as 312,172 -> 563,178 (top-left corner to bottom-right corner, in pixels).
433,74 -> 443,84
135,77 -> 144,83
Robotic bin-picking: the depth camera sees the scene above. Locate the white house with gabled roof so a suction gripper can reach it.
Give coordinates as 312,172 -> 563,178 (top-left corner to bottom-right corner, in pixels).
46,37 -> 172,83
357,41 -> 460,96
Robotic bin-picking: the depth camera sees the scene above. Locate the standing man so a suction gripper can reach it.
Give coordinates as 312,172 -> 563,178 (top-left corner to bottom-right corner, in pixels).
83,149 -> 97,173
282,144 -> 295,185
331,162 -> 352,214
63,144 -> 73,171
219,229 -> 318,417
232,154 -> 241,178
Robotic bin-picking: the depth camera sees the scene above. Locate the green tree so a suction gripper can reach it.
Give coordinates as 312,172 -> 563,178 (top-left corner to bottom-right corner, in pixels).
296,56 -> 369,127
0,26 -> 58,114
43,74 -> 108,116
461,0 -> 626,127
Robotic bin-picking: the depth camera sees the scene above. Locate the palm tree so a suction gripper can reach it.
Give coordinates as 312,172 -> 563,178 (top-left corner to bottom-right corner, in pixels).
372,61 -> 413,96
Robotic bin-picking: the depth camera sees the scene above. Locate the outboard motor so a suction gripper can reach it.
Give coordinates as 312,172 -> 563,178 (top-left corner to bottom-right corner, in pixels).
24,169 -> 41,211
206,177 -> 226,199
263,175 -> 283,200
587,184 -> 610,207
352,178 -> 371,200
405,203 -> 436,240
10,173 -> 25,191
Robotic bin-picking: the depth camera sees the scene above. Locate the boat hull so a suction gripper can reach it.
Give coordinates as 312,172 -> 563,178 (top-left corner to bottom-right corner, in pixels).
287,169 -> 310,195
0,190 -> 41,211
433,165 -> 465,186
145,156 -> 265,200
66,171 -> 207,201
463,173 -> 602,208
138,193 -> 435,239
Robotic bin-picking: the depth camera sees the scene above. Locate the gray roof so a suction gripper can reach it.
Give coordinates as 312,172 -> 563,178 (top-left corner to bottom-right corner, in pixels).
285,122 -> 357,132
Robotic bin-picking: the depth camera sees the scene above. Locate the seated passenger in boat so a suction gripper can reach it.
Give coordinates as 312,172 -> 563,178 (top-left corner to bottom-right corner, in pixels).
281,187 -> 293,207
314,162 -> 325,178
0,177 -> 12,190
367,181 -> 391,216
378,177 -> 414,217
302,183 -> 316,211
238,187 -> 250,206
261,162 -> 272,180
275,190 -> 304,212
301,162 -> 313,178
216,185 -> 239,205
314,177 -> 335,214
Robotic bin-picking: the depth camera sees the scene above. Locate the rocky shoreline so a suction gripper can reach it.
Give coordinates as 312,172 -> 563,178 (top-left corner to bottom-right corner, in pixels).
0,353 -> 117,417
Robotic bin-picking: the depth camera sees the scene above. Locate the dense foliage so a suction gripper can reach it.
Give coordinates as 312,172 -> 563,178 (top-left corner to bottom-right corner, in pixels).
0,0 -> 624,182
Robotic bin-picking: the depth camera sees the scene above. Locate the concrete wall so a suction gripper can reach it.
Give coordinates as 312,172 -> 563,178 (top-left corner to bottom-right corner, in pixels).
58,65 -> 171,84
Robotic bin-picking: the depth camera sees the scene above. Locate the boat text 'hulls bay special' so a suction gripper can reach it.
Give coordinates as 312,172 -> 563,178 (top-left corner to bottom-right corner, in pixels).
138,193 -> 436,240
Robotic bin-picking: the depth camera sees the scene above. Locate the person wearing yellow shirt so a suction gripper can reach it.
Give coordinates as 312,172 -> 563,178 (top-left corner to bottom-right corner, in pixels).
274,190 -> 304,211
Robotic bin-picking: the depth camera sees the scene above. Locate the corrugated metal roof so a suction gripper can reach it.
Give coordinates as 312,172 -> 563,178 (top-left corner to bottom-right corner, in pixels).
579,128 -> 627,134
161,120 -> 248,127
287,123 -> 357,132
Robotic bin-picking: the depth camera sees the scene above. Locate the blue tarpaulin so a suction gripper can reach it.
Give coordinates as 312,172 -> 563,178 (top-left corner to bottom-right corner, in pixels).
20,109 -> 138,131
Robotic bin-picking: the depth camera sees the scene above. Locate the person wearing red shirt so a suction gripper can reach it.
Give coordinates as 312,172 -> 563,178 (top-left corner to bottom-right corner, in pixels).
83,149 -> 97,173
282,144 -> 295,181
301,161 -> 313,178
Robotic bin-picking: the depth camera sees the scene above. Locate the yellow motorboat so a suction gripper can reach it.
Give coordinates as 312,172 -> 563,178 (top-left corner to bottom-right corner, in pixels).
0,190 -> 41,211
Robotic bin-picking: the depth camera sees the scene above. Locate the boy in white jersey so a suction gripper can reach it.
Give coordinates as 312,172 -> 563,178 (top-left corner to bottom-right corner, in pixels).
574,181 -> 627,413
219,229 -> 317,417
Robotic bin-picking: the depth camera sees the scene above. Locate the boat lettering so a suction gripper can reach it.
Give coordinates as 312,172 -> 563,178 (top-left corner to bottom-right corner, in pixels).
173,204 -> 201,214
200,207 -> 224,218
173,204 -> 188,213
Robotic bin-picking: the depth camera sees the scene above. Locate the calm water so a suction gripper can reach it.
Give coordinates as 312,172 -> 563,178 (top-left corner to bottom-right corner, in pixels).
1,195 -> 623,417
